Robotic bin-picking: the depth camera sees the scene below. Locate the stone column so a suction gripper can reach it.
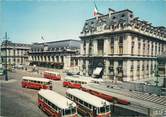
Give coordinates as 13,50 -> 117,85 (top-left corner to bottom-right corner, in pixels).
64,56 -> 70,69
114,36 -> 119,55
123,34 -> 128,55
86,41 -> 89,55
104,59 -> 110,79
126,34 -> 132,55
59,56 -> 61,63
79,59 -> 84,75
114,61 -> 118,81
149,41 -> 152,56
140,39 -> 143,56
140,60 -> 143,80
134,37 -> 138,55
85,60 -> 89,76
153,42 -> 155,56
122,60 -> 127,81
133,60 -> 137,81
93,40 -> 98,55
53,56 -> 56,62
104,39 -> 109,55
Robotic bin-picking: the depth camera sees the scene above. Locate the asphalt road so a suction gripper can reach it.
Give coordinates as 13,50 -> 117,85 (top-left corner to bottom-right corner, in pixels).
0,70 -> 47,117
0,69 -> 147,117
0,69 -> 68,117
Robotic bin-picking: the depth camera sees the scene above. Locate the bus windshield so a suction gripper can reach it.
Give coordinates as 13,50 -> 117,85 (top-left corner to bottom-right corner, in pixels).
99,105 -> 110,113
63,107 -> 76,115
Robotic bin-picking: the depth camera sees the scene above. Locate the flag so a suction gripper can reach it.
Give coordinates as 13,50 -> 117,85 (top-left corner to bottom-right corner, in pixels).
94,6 -> 98,16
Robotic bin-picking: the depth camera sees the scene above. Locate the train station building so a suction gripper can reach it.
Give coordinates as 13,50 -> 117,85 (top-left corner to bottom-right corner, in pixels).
28,39 -> 80,69
79,8 -> 166,81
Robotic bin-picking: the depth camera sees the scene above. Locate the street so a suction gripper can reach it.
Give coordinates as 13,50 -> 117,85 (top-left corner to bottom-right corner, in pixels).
0,69 -> 148,117
0,70 -> 45,117
0,69 -> 67,117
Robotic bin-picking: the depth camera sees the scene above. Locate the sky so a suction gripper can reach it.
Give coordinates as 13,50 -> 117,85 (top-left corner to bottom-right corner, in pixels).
1,0 -> 166,44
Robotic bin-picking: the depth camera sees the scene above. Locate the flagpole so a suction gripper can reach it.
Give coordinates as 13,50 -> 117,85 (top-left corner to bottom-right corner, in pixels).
93,0 -> 98,11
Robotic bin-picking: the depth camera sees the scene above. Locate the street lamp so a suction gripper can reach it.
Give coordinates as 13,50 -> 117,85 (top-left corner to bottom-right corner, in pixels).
4,32 -> 9,81
1,32 -> 9,80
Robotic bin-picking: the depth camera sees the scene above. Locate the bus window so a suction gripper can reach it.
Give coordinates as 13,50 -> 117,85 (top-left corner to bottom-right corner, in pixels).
84,102 -> 88,107
106,105 -> 110,112
79,99 -> 83,104
89,104 -> 92,110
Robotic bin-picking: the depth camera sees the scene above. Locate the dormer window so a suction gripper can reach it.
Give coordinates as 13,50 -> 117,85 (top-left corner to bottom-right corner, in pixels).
121,14 -> 125,17
112,16 -> 116,19
130,14 -> 133,18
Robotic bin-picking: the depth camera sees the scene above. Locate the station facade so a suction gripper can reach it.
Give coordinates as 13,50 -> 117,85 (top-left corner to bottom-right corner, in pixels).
79,9 -> 166,81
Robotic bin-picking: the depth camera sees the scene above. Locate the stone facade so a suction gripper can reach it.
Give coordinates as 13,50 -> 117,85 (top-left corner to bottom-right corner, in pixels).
28,40 -> 80,69
1,40 -> 31,66
79,9 -> 166,81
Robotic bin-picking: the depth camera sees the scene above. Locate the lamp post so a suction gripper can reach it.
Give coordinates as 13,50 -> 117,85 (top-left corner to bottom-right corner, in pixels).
4,32 -> 9,81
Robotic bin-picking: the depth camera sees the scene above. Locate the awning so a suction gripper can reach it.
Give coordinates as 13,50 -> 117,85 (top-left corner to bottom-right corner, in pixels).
93,67 -> 102,75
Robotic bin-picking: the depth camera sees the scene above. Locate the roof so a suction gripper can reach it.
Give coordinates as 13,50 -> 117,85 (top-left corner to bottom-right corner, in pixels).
31,39 -> 80,49
66,89 -> 110,108
64,76 -> 91,82
64,76 -> 103,83
38,89 -> 76,109
44,71 -> 60,75
22,76 -> 50,82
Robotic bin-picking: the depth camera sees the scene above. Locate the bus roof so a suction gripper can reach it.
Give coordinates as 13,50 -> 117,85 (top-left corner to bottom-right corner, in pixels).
64,76 -> 104,83
66,89 -> 110,108
64,76 -> 91,82
38,89 -> 76,109
22,76 -> 50,82
44,71 -> 60,74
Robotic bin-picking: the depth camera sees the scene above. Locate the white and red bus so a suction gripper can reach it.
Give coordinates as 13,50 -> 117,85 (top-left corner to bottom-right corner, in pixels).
44,71 -> 61,80
38,89 -> 78,117
66,89 -> 111,117
63,76 -> 91,89
21,76 -> 52,90
82,84 -> 130,105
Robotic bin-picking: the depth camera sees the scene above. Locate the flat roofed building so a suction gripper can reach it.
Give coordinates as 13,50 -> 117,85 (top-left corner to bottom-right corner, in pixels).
79,8 -> 166,81
1,40 -> 31,66
28,39 -> 80,69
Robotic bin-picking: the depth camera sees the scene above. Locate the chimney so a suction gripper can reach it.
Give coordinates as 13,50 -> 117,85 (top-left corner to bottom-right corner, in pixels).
108,8 -> 115,18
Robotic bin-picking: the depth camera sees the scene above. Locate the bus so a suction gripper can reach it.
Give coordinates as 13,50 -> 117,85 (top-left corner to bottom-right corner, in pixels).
82,85 -> 130,105
63,76 -> 104,89
44,71 -> 61,80
21,76 -> 52,90
66,89 -> 111,117
63,76 -> 91,89
38,89 -> 78,117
